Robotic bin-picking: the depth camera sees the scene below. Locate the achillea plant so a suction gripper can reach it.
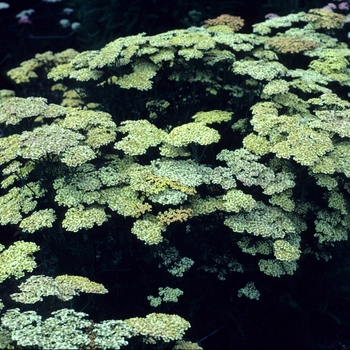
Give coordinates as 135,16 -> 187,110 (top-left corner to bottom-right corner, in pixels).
1,5 -> 350,349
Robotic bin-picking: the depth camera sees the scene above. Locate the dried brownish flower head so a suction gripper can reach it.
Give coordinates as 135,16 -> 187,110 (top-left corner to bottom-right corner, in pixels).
157,208 -> 193,225
203,14 -> 244,32
267,36 -> 320,53
304,8 -> 346,29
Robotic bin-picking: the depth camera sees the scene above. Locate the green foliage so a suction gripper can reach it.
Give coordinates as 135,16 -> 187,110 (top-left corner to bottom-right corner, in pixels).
1,6 -> 350,349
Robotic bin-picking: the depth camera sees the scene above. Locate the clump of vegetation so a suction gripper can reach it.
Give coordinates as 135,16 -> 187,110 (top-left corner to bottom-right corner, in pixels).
1,5 -> 350,349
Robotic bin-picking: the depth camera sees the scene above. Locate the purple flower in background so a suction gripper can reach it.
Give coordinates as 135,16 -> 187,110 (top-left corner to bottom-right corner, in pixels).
265,13 -> 279,19
16,9 -> 35,19
0,2 -> 9,10
16,9 -> 34,24
59,18 -> 70,28
321,2 -> 337,11
62,8 -> 74,15
338,2 -> 349,10
18,16 -> 33,25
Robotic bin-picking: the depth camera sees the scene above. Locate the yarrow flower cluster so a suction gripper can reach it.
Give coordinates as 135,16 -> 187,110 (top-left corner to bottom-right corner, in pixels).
238,281 -> 260,300
147,286 -> 184,307
125,313 -> 190,343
